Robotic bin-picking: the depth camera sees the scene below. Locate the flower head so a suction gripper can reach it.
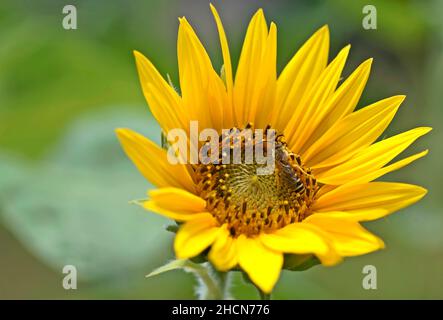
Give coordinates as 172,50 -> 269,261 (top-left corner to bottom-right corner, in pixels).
117,5 -> 430,293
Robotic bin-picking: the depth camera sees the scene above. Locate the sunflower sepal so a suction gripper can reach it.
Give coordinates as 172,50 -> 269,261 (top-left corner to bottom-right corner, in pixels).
165,223 -> 179,233
160,131 -> 169,150
283,254 -> 320,271
220,64 -> 227,85
189,249 -> 210,264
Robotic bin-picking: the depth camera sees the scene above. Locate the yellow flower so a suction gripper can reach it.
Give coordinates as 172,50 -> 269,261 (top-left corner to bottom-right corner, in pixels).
116,5 -> 430,294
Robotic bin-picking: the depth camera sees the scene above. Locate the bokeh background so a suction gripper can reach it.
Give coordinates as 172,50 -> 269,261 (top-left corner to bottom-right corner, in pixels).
0,0 -> 442,299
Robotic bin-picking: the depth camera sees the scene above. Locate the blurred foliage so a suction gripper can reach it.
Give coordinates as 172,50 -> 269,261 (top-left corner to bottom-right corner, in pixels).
0,0 -> 442,299
1,111 -> 170,281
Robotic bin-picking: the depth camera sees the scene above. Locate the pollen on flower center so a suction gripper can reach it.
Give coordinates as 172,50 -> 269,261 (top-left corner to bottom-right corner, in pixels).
194,125 -> 318,237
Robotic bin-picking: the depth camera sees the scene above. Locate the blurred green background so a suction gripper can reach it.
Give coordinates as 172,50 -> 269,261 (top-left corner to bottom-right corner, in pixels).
0,0 -> 442,299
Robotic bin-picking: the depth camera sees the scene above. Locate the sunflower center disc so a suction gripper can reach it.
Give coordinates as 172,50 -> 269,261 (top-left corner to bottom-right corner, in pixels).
195,126 -> 318,237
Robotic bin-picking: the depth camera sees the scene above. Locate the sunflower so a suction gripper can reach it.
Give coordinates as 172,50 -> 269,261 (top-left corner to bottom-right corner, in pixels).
116,5 -> 430,294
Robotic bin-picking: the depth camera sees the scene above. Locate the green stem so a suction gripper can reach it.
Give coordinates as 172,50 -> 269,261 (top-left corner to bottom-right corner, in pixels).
254,283 -> 271,300
259,291 -> 271,300
183,261 -> 224,300
197,267 -> 224,300
210,265 -> 232,300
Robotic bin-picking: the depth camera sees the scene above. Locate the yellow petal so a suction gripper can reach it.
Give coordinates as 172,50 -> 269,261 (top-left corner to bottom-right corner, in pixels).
261,223 -> 341,266
209,4 -> 234,128
313,182 -> 428,221
307,210 -> 388,223
207,71 -> 229,131
210,4 -> 233,97
233,9 -> 268,126
305,214 -> 385,256
175,213 -> 220,259
143,202 -> 209,222
177,17 -> 227,130
274,25 -> 329,131
237,235 -> 283,294
143,188 -> 208,221
304,95 -> 405,168
208,225 -> 238,271
116,128 -> 195,192
301,58 -> 372,152
286,45 -> 351,152
316,184 -> 338,198
352,150 -> 428,185
317,127 -> 432,185
254,22 -> 277,129
133,51 -> 187,132
146,187 -> 204,210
